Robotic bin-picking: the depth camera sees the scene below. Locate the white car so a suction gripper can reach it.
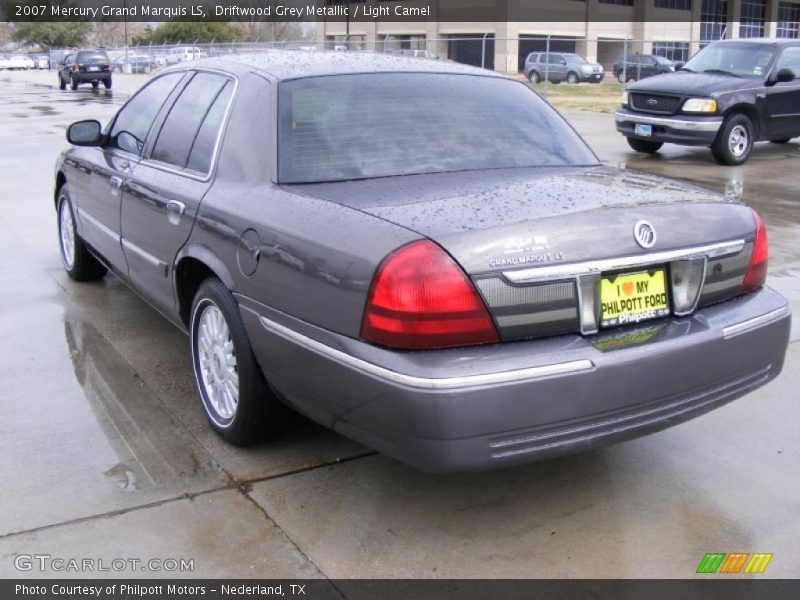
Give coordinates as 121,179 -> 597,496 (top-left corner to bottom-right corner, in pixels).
164,46 -> 206,64
0,56 -> 9,70
6,55 -> 35,70
34,55 -> 50,69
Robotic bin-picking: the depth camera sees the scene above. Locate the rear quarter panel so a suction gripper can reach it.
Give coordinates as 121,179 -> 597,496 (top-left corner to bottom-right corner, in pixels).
188,70 -> 420,338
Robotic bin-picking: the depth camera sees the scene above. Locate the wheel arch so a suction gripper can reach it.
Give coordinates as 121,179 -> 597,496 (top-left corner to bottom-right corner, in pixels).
54,171 -> 67,209
174,246 -> 237,327
722,103 -> 762,140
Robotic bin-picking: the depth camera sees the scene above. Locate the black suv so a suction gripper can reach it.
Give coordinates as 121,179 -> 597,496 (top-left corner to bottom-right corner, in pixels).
613,53 -> 676,82
59,49 -> 112,91
616,39 -> 800,165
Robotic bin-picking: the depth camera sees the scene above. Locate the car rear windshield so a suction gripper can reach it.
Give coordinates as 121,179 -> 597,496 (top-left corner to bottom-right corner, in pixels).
78,52 -> 108,63
278,73 -> 598,183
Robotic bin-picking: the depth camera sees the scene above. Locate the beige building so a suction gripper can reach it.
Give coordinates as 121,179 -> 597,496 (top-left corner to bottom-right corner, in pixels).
316,0 -> 800,73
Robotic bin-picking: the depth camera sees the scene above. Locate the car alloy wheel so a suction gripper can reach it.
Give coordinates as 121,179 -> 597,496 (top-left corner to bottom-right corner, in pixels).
728,124 -> 749,158
194,300 -> 239,424
58,196 -> 76,270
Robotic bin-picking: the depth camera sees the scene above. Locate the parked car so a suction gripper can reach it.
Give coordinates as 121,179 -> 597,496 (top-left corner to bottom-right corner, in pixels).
4,54 -> 35,70
165,46 -> 205,65
33,54 -> 50,69
54,53 -> 790,472
614,53 -> 675,82
0,56 -> 8,70
616,38 -> 800,165
113,54 -> 156,74
524,52 -> 604,84
59,49 -> 112,90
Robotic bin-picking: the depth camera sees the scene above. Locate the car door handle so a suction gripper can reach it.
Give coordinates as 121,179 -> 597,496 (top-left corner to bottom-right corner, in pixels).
166,200 -> 185,215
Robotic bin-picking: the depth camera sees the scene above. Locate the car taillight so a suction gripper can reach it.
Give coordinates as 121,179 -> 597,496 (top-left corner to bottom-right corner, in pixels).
740,207 -> 768,295
361,240 -> 499,349
71,63 -> 79,71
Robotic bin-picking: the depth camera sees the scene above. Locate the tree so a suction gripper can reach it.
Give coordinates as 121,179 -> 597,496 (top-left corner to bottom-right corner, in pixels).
238,22 -> 311,44
11,22 -> 91,49
134,21 -> 242,45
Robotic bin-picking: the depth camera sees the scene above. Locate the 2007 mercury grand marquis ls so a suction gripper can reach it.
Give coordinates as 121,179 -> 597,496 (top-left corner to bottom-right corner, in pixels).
54,52 -> 791,471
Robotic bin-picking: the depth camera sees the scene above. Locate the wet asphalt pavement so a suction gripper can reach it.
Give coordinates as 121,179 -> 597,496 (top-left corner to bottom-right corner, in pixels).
0,70 -> 797,579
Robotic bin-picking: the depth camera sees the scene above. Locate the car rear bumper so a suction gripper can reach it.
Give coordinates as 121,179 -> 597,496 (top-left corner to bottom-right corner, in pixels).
71,72 -> 111,82
238,286 -> 790,472
615,108 -> 723,145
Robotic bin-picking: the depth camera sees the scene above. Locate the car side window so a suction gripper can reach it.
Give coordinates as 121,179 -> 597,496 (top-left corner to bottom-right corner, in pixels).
150,72 -> 230,170
64,54 -> 73,66
109,72 -> 184,156
775,47 -> 800,79
186,81 -> 234,174
548,54 -> 563,64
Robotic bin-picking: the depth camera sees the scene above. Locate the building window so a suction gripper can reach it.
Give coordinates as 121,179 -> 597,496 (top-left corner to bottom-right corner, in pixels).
777,1 -> 800,38
740,0 -> 767,38
654,0 -> 691,9
700,0 -> 729,46
599,0 -> 634,6
652,41 -> 690,62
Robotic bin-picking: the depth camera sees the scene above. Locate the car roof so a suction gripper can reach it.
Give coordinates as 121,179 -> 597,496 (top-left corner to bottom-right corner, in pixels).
713,37 -> 799,46
174,50 -> 506,81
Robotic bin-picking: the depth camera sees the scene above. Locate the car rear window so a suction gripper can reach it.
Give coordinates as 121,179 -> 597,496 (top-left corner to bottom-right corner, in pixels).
78,52 -> 108,63
278,73 -> 597,183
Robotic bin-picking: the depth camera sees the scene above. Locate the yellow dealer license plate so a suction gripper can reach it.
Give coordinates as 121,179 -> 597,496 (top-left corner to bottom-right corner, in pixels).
600,269 -> 670,328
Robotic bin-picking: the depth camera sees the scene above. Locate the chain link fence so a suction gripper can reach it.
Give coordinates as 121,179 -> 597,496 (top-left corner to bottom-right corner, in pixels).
39,32 -> 750,98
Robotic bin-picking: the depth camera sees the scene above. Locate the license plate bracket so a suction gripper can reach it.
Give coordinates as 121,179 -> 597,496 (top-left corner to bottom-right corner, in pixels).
634,123 -> 653,137
600,268 -> 670,328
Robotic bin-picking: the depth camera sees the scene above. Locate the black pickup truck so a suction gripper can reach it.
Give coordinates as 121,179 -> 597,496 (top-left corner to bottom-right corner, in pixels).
615,39 -> 800,165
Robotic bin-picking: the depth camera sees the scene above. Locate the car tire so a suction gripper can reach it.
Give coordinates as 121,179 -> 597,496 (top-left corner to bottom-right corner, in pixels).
711,113 -> 753,166
566,71 -> 579,84
190,278 -> 281,445
59,76 -> 66,91
91,80 -> 99,89
56,187 -> 108,282
70,76 -> 78,91
770,138 -> 792,144
528,71 -> 540,84
627,137 -> 663,154
104,77 -> 112,90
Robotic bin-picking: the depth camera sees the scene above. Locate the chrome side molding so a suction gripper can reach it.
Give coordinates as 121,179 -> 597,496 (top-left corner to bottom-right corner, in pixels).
723,305 -> 791,339
257,314 -> 595,390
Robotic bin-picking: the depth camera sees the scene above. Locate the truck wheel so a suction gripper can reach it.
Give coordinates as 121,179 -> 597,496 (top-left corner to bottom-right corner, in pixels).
190,278 -> 282,445
59,75 -> 66,91
104,77 -> 112,89
70,76 -> 78,90
627,138 -> 663,154
566,71 -> 579,84
712,114 -> 753,165
57,187 -> 108,281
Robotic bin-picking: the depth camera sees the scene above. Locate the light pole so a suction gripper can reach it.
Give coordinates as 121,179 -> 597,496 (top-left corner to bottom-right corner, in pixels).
123,0 -> 128,63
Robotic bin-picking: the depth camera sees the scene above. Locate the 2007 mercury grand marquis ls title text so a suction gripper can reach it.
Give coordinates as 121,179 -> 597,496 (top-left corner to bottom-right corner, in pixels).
54,52 -> 791,471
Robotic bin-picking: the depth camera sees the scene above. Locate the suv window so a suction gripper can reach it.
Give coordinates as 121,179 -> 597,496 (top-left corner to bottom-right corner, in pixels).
526,53 -> 539,62
151,72 -> 230,169
77,51 -> 108,63
547,54 -> 564,64
775,46 -> 800,78
109,72 -> 184,156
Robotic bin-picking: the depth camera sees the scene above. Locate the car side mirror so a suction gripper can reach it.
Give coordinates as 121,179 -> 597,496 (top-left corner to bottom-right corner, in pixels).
67,120 -> 103,146
770,68 -> 796,85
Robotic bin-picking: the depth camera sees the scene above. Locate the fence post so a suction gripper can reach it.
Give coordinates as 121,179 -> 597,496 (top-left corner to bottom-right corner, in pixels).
622,37 -> 628,83
481,33 -> 488,69
544,34 -> 551,98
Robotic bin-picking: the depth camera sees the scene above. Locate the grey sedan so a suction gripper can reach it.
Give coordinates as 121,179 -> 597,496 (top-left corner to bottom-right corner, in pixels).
54,53 -> 791,472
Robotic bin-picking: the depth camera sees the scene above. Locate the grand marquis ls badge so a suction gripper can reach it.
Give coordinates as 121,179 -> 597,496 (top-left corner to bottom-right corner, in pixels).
633,220 -> 656,249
